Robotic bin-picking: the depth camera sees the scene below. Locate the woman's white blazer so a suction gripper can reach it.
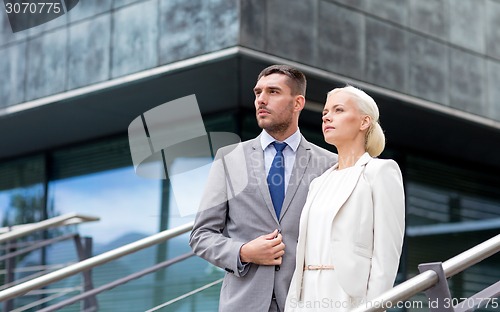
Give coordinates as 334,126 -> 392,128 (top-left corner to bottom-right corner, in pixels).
288,152 -> 405,301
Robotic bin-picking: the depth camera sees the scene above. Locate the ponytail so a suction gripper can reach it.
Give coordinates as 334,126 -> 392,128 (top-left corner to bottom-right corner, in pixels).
366,120 -> 385,157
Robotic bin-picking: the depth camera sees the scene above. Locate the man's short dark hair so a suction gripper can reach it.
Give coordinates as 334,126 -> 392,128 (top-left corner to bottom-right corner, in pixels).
257,65 -> 307,96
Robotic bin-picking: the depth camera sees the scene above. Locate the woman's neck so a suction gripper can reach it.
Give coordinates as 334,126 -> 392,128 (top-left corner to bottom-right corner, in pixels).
336,146 -> 366,170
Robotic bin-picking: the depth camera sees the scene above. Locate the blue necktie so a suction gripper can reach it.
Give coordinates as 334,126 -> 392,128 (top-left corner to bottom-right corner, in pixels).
267,142 -> 287,218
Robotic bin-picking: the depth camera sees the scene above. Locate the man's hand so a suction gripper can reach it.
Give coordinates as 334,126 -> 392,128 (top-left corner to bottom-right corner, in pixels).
240,229 -> 285,265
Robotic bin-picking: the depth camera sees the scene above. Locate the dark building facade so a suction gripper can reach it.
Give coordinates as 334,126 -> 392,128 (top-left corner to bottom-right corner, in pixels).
1,1 -> 500,311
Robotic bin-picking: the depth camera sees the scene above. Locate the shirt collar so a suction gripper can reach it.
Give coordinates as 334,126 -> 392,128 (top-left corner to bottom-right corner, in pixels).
260,128 -> 301,152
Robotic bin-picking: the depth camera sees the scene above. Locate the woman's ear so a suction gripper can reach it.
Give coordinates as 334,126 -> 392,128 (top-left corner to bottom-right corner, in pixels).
360,115 -> 371,131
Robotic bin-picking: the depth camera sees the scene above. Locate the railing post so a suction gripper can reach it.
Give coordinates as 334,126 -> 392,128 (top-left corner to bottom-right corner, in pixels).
3,239 -> 16,312
418,262 -> 455,312
74,235 -> 98,311
453,280 -> 500,312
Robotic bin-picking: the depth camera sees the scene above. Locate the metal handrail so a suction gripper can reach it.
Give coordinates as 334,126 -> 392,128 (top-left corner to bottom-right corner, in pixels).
146,278 -> 224,312
5,220 -> 498,311
0,221 -> 194,302
0,264 -> 74,291
0,213 -> 100,243
0,263 -> 70,275
38,252 -> 195,312
353,233 -> 500,312
0,233 -> 77,262
11,288 -> 80,312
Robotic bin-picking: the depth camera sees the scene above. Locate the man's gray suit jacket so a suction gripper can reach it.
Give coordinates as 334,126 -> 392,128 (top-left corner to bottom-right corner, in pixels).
189,135 -> 337,312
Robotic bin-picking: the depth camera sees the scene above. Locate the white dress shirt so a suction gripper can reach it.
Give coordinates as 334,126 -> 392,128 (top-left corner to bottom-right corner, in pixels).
260,128 -> 301,193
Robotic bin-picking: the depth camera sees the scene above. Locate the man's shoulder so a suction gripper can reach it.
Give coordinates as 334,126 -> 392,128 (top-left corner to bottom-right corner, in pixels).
216,137 -> 257,156
301,140 -> 337,171
306,141 -> 337,158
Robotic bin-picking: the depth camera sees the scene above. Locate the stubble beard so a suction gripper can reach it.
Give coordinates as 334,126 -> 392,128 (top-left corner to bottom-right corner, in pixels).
258,116 -> 293,137
256,101 -> 296,137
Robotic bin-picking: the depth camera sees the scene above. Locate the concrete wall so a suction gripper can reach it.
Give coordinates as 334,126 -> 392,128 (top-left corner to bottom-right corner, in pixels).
1,0 -> 500,121
240,0 -> 500,122
0,0 -> 239,106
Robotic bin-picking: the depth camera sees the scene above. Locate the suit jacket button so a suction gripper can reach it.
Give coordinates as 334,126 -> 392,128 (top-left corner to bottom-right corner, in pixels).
225,268 -> 234,273
275,265 -> 280,271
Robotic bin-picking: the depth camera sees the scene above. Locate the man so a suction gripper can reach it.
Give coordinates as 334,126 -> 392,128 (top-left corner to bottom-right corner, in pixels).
189,65 -> 337,312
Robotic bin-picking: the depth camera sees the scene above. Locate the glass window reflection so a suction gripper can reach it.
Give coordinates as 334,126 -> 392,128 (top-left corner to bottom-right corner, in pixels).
48,166 -> 161,247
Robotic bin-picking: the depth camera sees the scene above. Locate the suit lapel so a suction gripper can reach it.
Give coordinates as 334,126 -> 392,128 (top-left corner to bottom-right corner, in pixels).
249,137 -> 279,223
279,136 -> 310,221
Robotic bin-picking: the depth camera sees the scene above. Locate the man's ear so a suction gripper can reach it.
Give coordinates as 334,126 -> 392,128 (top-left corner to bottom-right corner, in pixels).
360,115 -> 372,131
294,95 -> 305,112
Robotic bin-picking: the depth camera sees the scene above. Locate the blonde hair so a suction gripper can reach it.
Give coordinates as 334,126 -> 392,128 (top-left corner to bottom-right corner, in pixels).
327,86 -> 385,157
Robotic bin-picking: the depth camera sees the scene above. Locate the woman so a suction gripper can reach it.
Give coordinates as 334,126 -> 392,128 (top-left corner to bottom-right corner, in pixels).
285,86 -> 405,311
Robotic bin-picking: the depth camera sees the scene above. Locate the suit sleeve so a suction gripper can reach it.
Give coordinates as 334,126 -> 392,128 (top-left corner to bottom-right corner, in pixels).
189,148 -> 248,277
366,160 -> 405,300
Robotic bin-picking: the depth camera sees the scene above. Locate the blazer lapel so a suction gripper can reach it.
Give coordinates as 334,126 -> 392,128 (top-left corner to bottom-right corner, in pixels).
293,168 -> 328,299
279,136 -> 310,221
326,153 -> 372,223
249,137 -> 279,223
